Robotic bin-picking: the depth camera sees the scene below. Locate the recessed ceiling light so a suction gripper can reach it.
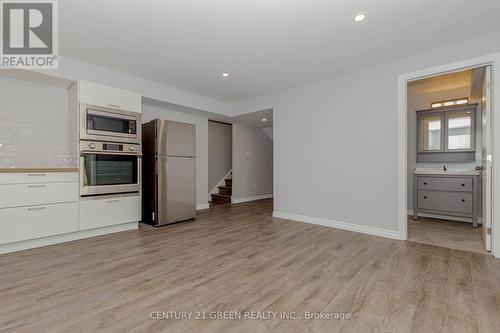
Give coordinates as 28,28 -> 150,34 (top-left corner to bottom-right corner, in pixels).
222,73 -> 229,78
353,13 -> 367,22
261,118 -> 267,122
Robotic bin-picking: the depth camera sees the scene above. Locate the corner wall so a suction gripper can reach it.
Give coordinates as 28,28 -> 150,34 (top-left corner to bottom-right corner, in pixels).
232,123 -> 273,202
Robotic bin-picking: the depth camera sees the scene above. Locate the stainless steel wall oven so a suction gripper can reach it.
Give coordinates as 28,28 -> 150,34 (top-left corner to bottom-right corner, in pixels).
80,141 -> 141,196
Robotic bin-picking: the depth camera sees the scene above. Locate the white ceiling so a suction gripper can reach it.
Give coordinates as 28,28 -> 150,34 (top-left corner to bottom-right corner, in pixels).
233,109 -> 273,128
60,0 -> 500,103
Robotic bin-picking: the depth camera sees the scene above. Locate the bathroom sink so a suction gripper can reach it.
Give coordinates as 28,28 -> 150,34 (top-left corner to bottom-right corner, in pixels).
414,169 -> 480,176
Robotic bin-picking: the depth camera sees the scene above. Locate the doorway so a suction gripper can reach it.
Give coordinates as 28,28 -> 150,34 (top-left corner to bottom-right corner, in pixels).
397,54 -> 499,257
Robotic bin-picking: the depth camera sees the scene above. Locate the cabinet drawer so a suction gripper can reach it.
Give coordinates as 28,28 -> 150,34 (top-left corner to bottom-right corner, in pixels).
80,195 -> 141,230
0,182 -> 78,208
0,172 -> 78,184
79,80 -> 141,113
0,202 -> 79,244
418,191 -> 472,214
417,177 -> 472,192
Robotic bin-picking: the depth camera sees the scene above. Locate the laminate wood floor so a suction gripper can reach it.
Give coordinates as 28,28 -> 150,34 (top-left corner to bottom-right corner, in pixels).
408,216 -> 488,255
1,199 -> 499,333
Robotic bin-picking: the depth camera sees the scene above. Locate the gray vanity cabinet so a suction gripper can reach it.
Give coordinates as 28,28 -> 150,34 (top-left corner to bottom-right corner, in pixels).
413,174 -> 480,227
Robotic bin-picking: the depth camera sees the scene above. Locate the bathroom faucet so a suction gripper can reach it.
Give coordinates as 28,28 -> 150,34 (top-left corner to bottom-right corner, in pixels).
443,165 -> 447,171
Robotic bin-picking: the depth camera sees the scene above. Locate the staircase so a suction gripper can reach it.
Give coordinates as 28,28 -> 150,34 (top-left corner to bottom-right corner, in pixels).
210,176 -> 232,205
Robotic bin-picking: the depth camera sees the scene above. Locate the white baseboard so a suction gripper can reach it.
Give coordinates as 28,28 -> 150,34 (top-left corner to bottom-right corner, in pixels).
0,222 -> 138,254
407,210 -> 477,223
232,194 -> 273,204
273,211 -> 403,240
197,203 -> 210,210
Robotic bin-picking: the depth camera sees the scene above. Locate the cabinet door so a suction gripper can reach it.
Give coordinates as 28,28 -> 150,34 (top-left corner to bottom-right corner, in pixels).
79,80 -> 141,113
80,195 -> 141,230
0,202 -> 79,244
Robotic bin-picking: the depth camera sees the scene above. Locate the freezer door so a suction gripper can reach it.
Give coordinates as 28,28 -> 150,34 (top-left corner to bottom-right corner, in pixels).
157,120 -> 196,157
157,156 -> 196,225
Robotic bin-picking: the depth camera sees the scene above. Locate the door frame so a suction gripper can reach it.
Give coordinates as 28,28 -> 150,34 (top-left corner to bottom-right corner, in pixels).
397,52 -> 500,258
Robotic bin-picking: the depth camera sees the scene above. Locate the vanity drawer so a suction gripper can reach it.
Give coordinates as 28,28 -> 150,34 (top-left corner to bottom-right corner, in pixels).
418,191 -> 472,214
0,182 -> 78,208
417,177 -> 472,192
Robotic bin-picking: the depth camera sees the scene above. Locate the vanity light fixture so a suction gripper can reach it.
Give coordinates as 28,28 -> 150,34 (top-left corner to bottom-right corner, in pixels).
221,73 -> 229,78
353,13 -> 367,22
431,98 -> 468,109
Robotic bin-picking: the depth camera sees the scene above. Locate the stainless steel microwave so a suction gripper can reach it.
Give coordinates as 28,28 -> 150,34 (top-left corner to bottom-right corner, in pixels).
80,104 -> 141,144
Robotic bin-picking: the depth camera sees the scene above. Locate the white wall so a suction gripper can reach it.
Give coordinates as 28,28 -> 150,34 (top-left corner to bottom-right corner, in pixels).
208,121 -> 232,192
0,76 -> 76,168
232,123 -> 273,201
406,87 -> 482,210
233,30 -> 500,234
142,104 -> 209,209
262,127 -> 273,141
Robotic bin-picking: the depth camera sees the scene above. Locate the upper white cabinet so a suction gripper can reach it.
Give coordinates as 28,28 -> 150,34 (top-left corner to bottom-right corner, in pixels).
78,80 -> 142,113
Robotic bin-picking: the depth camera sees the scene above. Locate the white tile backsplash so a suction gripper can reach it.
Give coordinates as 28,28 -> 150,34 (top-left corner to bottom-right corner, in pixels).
0,76 -> 77,168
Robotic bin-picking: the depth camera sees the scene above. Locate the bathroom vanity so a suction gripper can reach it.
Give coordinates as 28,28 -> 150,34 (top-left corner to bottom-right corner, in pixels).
413,170 -> 481,227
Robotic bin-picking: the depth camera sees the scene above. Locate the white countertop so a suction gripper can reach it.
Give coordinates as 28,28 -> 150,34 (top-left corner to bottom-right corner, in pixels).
414,169 -> 480,176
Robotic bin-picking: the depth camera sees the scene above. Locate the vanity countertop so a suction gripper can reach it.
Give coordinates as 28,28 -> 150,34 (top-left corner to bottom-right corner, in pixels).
414,169 -> 480,176
0,168 -> 79,173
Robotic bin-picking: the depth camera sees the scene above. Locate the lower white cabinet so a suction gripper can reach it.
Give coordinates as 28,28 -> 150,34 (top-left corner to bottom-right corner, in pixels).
80,195 -> 141,230
0,202 -> 79,244
0,182 -> 78,208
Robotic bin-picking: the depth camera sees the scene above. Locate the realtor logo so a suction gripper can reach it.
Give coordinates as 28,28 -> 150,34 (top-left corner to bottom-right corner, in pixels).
1,0 -> 58,68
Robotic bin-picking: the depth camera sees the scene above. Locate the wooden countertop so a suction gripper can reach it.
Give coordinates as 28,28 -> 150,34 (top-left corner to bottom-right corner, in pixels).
0,168 -> 79,173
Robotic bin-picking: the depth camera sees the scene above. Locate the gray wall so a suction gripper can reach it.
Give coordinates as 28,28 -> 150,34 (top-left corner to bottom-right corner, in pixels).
142,104 -> 209,208
208,121 -> 232,192
232,123 -> 273,200
233,31 -> 500,233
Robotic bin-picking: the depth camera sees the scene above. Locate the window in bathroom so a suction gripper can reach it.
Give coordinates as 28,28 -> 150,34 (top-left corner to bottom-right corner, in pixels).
447,110 -> 472,150
419,112 -> 442,151
416,104 -> 476,162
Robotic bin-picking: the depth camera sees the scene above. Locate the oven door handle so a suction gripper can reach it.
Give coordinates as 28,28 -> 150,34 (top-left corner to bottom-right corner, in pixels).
80,151 -> 142,156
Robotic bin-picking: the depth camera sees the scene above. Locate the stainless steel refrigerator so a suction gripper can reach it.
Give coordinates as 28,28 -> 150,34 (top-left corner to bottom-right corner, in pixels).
142,119 -> 196,226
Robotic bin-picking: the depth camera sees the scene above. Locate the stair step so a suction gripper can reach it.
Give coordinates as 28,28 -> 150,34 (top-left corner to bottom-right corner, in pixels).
211,193 -> 231,204
217,186 -> 232,195
224,179 -> 232,187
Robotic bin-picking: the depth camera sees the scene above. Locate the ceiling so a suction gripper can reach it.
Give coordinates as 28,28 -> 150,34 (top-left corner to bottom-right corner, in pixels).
233,109 -> 273,128
60,0 -> 500,102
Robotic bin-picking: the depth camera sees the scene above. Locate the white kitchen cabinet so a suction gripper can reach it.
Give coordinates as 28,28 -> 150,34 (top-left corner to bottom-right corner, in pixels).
0,182 -> 78,209
80,195 -> 141,230
78,80 -> 141,113
0,172 -> 80,247
0,172 -> 78,184
0,202 -> 79,244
